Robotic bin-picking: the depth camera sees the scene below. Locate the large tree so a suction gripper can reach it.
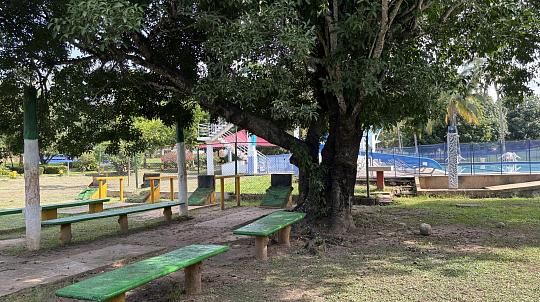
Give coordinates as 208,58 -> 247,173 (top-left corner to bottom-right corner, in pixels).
54,0 -> 540,230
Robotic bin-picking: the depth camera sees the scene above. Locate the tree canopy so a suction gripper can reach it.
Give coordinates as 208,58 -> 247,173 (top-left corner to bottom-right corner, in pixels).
15,0 -> 540,229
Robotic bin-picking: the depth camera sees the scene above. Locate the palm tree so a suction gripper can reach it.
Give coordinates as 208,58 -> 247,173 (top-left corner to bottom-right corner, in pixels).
442,60 -> 487,189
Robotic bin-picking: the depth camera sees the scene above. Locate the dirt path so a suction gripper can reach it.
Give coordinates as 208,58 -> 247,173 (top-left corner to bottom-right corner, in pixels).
0,206 -> 278,297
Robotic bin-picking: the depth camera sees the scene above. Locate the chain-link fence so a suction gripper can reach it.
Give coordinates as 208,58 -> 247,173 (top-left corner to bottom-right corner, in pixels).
377,139 -> 540,176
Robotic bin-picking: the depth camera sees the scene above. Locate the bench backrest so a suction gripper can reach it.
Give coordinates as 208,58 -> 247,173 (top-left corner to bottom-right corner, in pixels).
0,199 -> 110,216
42,201 -> 183,226
56,244 -> 229,301
233,211 -> 305,237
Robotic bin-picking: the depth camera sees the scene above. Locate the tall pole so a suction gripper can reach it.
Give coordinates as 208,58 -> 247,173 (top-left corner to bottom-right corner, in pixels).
176,121 -> 188,216
23,86 -> 41,250
365,131 -> 370,199
235,126 -> 238,175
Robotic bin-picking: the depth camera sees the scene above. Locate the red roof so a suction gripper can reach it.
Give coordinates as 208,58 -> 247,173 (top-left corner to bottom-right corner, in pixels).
200,130 -> 275,148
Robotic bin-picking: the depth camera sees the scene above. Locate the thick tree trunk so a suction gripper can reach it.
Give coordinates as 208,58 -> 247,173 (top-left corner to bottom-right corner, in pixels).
295,113 -> 362,232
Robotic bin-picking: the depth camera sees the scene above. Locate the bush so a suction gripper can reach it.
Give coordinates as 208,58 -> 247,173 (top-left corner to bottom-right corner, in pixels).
161,152 -> 177,169
42,165 -> 66,174
9,166 -> 24,174
73,152 -> 98,172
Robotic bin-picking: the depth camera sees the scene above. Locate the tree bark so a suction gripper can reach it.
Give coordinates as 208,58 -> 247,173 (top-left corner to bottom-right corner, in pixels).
295,110 -> 362,232
23,86 -> 41,250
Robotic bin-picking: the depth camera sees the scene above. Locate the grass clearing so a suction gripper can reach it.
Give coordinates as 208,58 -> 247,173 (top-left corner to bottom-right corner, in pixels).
5,195 -> 540,301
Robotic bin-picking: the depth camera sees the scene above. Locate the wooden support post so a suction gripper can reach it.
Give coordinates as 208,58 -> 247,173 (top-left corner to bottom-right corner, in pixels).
184,262 -> 202,295
59,223 -> 72,245
235,176 -> 240,206
163,206 -> 172,223
106,293 -> 126,302
118,214 -> 128,233
278,225 -> 291,247
287,194 -> 293,209
220,178 -> 225,210
170,177 -> 174,201
119,178 -> 124,201
255,236 -> 269,260
41,208 -> 57,221
376,171 -> 385,190
89,202 -> 104,213
150,179 -> 156,203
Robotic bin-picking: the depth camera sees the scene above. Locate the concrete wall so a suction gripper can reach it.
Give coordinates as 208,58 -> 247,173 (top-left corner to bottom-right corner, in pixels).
418,174 -> 540,189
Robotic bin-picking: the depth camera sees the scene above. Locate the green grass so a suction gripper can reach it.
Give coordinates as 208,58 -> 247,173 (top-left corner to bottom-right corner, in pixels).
216,175 -> 300,195
7,195 -> 540,301
393,196 -> 540,228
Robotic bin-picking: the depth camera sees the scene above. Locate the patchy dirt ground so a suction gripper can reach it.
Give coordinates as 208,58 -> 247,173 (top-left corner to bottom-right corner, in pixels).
4,198 -> 540,302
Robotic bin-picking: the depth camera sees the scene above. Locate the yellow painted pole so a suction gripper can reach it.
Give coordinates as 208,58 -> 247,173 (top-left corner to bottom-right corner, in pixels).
235,176 -> 240,206
98,180 -> 104,199
119,178 -> 124,202
220,178 -> 225,210
150,179 -> 155,203
169,177 -> 174,201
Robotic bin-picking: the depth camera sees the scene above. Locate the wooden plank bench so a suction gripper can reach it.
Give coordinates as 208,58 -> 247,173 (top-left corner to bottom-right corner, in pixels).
56,244 -> 229,301
233,211 -> 305,260
0,198 -> 111,220
42,201 -> 183,245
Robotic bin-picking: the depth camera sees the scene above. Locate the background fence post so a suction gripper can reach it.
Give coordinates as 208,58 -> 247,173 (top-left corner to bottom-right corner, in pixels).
470,144 -> 473,175
393,147 -> 397,177
529,140 -> 532,175
500,141 -> 503,175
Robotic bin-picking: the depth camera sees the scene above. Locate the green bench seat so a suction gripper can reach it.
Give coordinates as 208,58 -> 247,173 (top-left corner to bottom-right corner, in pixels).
0,198 -> 111,220
56,244 -> 229,301
233,211 -> 305,260
42,201 -> 183,245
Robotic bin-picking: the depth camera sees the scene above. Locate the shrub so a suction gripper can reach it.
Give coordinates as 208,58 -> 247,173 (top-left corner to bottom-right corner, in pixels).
9,166 -> 24,174
42,165 -> 66,174
73,152 -> 98,172
161,152 -> 177,169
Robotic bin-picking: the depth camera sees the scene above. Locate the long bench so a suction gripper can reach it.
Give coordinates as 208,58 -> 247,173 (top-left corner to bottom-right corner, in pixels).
233,211 -> 305,260
56,244 -> 229,301
0,198 -> 111,220
42,201 -> 183,245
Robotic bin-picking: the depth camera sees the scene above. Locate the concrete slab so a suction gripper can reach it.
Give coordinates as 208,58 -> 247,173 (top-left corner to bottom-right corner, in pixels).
0,244 -> 162,297
485,180 -> 540,191
194,207 -> 278,229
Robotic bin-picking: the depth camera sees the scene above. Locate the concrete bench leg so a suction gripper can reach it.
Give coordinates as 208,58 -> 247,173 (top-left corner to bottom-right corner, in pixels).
118,215 -> 129,233
163,206 -> 172,223
278,225 -> 291,247
106,293 -> 126,302
41,208 -> 57,221
184,261 -> 202,295
255,236 -> 269,260
89,202 -> 104,213
59,223 -> 72,245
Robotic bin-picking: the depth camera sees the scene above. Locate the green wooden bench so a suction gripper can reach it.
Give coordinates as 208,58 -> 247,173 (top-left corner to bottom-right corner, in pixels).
56,244 -> 229,301
42,201 -> 183,245
233,211 -> 305,260
0,198 -> 111,221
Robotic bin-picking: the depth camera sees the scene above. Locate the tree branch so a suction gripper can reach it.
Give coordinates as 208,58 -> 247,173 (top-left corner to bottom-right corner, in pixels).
197,97 -> 308,153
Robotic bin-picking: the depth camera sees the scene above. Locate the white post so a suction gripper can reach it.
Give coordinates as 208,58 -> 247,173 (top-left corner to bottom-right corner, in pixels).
248,134 -> 258,174
23,86 -> 41,250
206,145 -> 214,175
177,122 -> 188,215
447,132 -> 459,189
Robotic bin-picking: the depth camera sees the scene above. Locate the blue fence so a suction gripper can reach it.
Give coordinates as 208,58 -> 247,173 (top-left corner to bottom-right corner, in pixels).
379,139 -> 540,175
